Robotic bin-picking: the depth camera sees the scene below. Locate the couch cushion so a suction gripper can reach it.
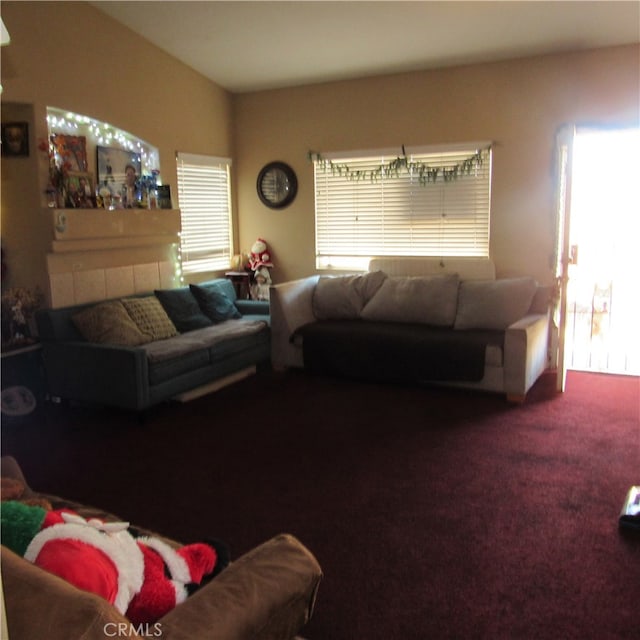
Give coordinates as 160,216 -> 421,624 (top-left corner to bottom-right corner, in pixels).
147,349 -> 211,386
295,320 -> 503,382
208,325 -> 270,362
530,284 -> 553,314
190,284 -> 241,322
143,320 -> 268,363
143,320 -> 268,384
361,274 -> 460,326
454,277 -> 538,330
71,300 -> 152,346
121,296 -> 178,340
312,271 -> 387,320
155,288 -> 213,332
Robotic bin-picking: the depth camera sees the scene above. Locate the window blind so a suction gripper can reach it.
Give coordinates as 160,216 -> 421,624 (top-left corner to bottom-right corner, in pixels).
314,146 -> 492,270
176,152 -> 233,274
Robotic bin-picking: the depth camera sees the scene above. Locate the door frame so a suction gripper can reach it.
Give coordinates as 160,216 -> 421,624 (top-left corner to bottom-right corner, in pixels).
554,124 -> 576,392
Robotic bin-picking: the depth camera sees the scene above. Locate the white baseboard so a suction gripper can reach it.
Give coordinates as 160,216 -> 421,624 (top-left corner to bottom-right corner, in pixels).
173,366 -> 256,402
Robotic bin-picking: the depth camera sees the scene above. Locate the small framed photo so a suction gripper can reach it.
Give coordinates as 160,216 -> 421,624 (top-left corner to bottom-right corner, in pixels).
50,134 -> 88,172
1,122 -> 29,157
97,146 -> 141,195
66,172 -> 96,208
157,184 -> 173,209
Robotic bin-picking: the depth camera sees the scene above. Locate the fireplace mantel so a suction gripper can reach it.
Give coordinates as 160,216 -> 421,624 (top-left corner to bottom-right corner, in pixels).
49,208 -> 181,251
46,208 -> 182,308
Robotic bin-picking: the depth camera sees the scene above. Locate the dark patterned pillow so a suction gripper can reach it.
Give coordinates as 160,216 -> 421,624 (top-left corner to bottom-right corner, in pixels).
189,284 -> 241,322
154,288 -> 213,333
121,296 -> 178,340
72,300 -> 152,346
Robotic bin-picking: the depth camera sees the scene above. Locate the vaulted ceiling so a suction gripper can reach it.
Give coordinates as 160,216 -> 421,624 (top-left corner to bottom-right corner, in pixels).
90,1 -> 639,93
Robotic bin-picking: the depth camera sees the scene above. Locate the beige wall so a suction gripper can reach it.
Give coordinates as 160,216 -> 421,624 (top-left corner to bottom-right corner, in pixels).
1,1 -> 638,296
233,45 -> 639,284
1,1 -> 233,297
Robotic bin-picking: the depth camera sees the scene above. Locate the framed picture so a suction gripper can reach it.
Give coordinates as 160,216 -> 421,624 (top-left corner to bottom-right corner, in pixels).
1,122 -> 29,157
65,172 -> 96,208
97,146 -> 141,196
157,184 -> 173,209
50,134 -> 87,171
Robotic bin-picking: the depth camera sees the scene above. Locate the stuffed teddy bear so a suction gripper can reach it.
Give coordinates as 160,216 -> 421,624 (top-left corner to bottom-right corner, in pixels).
0,501 -> 228,625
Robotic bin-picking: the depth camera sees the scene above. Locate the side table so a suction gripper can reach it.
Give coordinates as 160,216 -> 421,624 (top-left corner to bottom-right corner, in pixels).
1,342 -> 45,419
225,271 -> 251,300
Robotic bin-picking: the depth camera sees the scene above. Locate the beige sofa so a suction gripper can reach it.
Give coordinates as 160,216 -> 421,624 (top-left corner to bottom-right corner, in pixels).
0,457 -> 322,640
270,258 -> 552,402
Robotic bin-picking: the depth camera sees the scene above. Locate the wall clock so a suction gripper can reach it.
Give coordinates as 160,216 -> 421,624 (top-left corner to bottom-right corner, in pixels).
256,161 -> 298,209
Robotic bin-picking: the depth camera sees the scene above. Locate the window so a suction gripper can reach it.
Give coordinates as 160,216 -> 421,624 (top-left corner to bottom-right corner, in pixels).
314,143 -> 492,270
176,152 -> 233,275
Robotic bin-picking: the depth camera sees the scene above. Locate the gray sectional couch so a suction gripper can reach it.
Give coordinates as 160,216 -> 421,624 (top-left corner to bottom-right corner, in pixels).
270,258 -> 552,401
36,278 -> 270,411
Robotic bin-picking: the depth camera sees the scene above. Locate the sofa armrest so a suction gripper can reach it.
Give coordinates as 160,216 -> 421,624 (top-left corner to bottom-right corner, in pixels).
159,533 -> 322,640
41,341 -> 149,410
2,546 -> 140,639
2,535 -> 321,640
503,312 -> 550,400
269,277 -> 319,370
235,299 -> 270,316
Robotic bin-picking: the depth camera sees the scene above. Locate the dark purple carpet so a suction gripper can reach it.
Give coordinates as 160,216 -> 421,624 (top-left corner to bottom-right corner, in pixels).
2,370 -> 639,639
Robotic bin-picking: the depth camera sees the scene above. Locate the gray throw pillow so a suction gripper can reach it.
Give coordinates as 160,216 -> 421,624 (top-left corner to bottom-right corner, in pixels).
361,274 -> 460,326
454,277 -> 538,330
312,271 -> 387,320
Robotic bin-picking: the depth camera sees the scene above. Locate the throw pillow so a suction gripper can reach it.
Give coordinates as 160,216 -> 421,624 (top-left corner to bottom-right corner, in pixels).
154,288 -> 213,333
454,277 -> 538,330
529,284 -> 553,314
121,296 -> 178,340
312,270 -> 388,320
361,274 -> 460,326
72,300 -> 152,346
189,284 -> 241,322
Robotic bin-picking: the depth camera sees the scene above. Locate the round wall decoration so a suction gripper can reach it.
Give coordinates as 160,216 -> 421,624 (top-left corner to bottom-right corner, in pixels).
256,161 -> 298,209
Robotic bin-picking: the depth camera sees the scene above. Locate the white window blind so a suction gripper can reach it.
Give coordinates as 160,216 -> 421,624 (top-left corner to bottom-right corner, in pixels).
176,152 -> 233,274
314,145 -> 492,270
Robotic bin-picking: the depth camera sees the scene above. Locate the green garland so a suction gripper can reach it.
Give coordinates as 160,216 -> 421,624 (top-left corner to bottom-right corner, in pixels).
308,146 -> 490,186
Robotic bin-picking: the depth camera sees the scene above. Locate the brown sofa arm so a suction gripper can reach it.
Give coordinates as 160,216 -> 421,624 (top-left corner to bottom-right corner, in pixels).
2,546 -> 140,640
159,533 -> 322,640
1,457 -> 322,639
1,456 -> 33,498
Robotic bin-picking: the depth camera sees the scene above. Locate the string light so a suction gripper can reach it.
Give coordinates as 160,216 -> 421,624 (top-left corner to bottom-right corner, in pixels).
45,107 -> 181,280
46,107 -> 160,175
